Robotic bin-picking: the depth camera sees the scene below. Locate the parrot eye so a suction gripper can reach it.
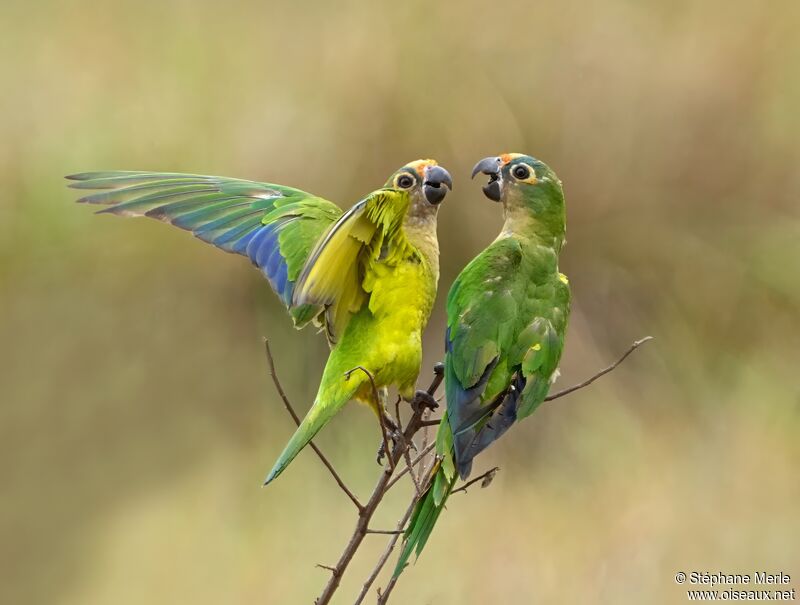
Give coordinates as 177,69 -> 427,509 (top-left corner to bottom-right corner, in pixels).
395,174 -> 415,189
512,164 -> 531,180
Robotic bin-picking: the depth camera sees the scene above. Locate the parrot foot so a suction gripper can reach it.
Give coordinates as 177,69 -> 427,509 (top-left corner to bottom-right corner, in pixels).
410,390 -> 439,413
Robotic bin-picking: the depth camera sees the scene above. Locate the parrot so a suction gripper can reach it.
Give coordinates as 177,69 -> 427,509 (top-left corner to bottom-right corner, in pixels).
66,159 -> 453,484
395,153 -> 570,575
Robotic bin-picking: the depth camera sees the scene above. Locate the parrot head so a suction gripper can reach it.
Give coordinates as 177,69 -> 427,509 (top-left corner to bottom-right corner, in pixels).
471,153 -> 565,236
385,159 -> 453,218
471,153 -> 561,203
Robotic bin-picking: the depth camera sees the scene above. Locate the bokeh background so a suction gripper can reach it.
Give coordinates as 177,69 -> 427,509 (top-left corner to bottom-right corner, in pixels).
2,1 -> 798,603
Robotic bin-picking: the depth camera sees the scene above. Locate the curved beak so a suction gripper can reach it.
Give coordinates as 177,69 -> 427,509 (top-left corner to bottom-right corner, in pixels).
471,156 -> 503,202
423,165 -> 453,205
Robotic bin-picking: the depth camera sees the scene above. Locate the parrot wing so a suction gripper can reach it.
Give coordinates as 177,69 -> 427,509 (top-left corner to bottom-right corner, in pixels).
67,171 -> 343,327
451,261 -> 570,477
291,188 -> 410,343
444,237 -> 523,442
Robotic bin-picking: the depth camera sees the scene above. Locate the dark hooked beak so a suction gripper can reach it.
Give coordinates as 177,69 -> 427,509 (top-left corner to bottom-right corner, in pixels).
423,165 -> 453,205
471,156 -> 503,202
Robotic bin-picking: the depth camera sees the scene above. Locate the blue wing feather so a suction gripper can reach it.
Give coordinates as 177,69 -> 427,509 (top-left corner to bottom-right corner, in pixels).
68,171 -> 342,321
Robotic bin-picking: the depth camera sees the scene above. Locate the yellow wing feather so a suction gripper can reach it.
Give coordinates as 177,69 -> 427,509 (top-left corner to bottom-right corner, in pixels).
292,190 -> 410,342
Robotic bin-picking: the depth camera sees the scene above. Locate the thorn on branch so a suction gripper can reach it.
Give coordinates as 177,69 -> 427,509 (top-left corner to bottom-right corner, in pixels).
316,563 -> 338,574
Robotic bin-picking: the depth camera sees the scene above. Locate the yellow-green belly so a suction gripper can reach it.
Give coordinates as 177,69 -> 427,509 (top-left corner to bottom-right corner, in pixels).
319,257 -> 436,407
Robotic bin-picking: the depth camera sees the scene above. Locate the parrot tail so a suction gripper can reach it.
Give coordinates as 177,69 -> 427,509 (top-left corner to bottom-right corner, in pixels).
263,400 -> 338,485
393,455 -> 457,578
394,411 -> 461,577
263,370 -> 362,485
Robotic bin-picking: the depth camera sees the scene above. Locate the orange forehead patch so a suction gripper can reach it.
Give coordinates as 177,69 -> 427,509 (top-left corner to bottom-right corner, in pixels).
405,159 -> 437,178
499,153 -> 524,166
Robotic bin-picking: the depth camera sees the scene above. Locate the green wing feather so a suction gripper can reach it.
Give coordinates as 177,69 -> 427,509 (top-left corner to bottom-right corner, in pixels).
67,171 -> 343,326
444,238 -> 524,441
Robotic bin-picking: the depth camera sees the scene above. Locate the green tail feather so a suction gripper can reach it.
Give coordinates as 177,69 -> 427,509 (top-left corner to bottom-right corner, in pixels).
263,399 -> 341,485
264,364 -> 364,485
393,461 -> 456,578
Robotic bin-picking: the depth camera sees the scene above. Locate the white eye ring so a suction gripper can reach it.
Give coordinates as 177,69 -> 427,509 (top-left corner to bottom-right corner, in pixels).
395,174 -> 415,189
511,164 -> 531,180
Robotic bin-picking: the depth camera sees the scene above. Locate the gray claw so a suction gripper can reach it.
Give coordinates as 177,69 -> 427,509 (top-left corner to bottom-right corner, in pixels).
412,390 -> 439,412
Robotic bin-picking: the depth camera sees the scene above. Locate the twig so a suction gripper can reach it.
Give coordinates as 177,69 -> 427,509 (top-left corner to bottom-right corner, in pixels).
316,564 -> 337,573
353,499 -> 416,605
419,419 -> 441,427
355,455 -> 438,605
545,336 -> 654,401
417,408 -> 431,473
263,339 -> 364,512
366,529 -> 405,535
402,446 -> 422,496
394,396 -> 403,433
386,441 -> 436,491
345,366 -> 396,473
452,466 -> 500,495
376,576 -> 399,605
313,365 -> 445,605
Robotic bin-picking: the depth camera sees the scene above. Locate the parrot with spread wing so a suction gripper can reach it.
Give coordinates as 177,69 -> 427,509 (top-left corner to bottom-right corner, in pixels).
396,153 -> 570,574
66,160 -> 452,484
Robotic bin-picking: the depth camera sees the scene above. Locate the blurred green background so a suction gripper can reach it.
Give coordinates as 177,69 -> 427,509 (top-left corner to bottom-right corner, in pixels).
2,1 -> 798,603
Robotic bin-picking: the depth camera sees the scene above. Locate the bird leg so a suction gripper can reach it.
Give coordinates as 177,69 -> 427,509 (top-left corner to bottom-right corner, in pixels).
376,411 -> 404,465
373,387 -> 404,466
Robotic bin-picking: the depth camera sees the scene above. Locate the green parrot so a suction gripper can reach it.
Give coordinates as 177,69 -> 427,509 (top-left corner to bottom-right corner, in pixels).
66,159 -> 452,484
396,153 -> 570,574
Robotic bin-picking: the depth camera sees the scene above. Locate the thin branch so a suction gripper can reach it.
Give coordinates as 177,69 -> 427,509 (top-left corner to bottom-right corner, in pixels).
377,576 -> 398,604
417,408 -> 431,474
402,444 -> 422,496
452,466 -> 500,495
263,339 -> 364,512
386,441 -> 436,491
353,501 -> 415,605
394,396 -> 403,433
545,336 -> 653,402
366,529 -> 405,535
314,434 -> 406,604
313,365 -> 445,605
316,564 -> 337,573
419,419 -> 441,427
345,365 -> 396,473
357,454 -> 438,605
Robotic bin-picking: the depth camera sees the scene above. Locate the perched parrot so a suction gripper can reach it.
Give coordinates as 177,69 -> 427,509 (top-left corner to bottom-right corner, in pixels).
396,153 -> 570,574
66,160 -> 452,484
